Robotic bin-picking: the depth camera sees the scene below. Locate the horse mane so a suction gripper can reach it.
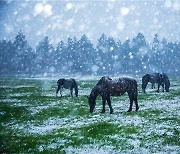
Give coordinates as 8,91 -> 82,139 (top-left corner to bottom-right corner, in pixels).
142,74 -> 151,81
90,76 -> 112,98
96,76 -> 112,85
57,78 -> 65,84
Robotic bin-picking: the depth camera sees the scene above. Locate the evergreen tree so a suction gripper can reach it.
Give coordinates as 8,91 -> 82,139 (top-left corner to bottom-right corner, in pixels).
149,34 -> 161,72
35,36 -> 54,74
77,34 -> 95,74
13,31 -> 34,74
0,40 -> 14,73
55,40 -> 66,73
96,34 -> 117,74
121,39 -> 131,74
131,33 -> 147,74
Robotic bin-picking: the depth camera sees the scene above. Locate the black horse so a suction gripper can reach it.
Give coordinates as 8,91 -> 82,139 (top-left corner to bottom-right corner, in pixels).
142,73 -> 170,93
56,78 -> 78,97
87,76 -> 139,114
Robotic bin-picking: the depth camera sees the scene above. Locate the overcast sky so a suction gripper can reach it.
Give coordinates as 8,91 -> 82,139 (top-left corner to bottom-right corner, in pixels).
0,0 -> 180,47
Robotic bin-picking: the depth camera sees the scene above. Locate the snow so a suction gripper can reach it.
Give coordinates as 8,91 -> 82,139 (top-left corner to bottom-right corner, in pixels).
1,77 -> 179,153
116,20 -> 125,31
164,0 -> 173,8
120,7 -> 129,16
66,18 -> 74,26
0,0 -> 180,151
33,3 -> 53,17
9,95 -> 180,137
34,3 -> 44,15
66,3 -> 73,10
91,65 -> 99,74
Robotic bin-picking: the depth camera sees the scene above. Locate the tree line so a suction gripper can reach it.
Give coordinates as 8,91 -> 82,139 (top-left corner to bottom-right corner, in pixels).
0,31 -> 180,76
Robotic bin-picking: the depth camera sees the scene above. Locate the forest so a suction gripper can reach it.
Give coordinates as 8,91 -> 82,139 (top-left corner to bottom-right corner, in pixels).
0,31 -> 180,76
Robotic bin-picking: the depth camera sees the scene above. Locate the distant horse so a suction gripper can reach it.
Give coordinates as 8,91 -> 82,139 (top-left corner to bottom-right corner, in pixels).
142,73 -> 162,93
162,73 -> 170,92
87,76 -> 139,114
56,78 -> 78,97
142,73 -> 170,93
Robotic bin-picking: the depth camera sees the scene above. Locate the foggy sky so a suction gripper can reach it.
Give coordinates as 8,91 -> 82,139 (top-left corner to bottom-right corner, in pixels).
0,0 -> 180,48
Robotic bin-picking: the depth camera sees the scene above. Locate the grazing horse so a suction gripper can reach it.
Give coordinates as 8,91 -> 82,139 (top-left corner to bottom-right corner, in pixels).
142,73 -> 170,93
56,78 -> 78,97
87,76 -> 139,114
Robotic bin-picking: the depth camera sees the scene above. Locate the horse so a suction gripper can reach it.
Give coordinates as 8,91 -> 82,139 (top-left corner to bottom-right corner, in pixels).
142,73 -> 162,93
87,76 -> 139,114
142,73 -> 170,93
56,78 -> 78,97
162,73 -> 170,92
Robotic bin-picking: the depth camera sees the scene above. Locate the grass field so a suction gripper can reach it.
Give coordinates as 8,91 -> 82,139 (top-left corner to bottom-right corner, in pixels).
0,76 -> 180,153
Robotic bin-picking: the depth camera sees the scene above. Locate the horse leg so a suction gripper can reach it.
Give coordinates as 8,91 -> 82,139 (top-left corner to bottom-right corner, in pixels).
101,96 -> 106,113
70,87 -> 73,97
151,83 -> 154,89
142,88 -> 146,94
133,90 -> 139,111
157,83 -> 160,93
142,82 -> 147,93
60,87 -> 62,97
107,96 -> 113,114
56,85 -> 60,97
127,92 -> 133,112
162,83 -> 165,92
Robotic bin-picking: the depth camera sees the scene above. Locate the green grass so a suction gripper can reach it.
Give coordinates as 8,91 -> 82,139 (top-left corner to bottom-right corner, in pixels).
0,77 -> 180,153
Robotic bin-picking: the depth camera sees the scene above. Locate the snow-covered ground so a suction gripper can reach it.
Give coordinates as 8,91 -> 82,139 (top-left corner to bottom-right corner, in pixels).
0,77 -> 179,153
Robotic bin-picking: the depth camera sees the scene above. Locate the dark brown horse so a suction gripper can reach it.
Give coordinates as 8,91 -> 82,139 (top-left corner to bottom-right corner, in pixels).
87,76 -> 139,114
142,73 -> 162,93
56,78 -> 78,97
142,73 -> 170,93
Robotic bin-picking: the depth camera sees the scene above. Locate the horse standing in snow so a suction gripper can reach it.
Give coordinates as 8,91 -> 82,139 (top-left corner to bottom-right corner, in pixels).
142,73 -> 162,93
56,78 -> 78,97
142,73 -> 170,93
87,76 -> 139,114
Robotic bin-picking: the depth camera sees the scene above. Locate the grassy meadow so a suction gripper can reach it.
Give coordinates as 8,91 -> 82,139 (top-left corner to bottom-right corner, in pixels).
0,76 -> 180,153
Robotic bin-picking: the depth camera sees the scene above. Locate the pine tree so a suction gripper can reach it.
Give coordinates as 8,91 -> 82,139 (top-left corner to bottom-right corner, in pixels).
13,31 -> 34,75
35,36 -> 54,74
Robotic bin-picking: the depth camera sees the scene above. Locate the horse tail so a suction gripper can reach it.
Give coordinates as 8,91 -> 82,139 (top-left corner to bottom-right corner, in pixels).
142,74 -> 150,93
133,80 -> 138,100
134,81 -> 139,111
134,86 -> 138,101
165,79 -> 170,92
72,79 -> 78,97
162,73 -> 170,92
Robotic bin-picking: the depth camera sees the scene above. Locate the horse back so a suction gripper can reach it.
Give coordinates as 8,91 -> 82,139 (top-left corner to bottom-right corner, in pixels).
142,73 -> 161,83
57,78 -> 76,89
106,77 -> 137,96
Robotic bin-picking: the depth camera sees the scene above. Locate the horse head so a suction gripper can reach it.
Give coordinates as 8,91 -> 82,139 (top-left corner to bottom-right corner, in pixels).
57,78 -> 65,85
142,74 -> 150,93
87,95 -> 96,113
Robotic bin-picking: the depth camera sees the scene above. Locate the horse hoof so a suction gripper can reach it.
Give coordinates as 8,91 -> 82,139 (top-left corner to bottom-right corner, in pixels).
127,110 -> 132,112
136,107 -> 139,111
110,110 -> 113,114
